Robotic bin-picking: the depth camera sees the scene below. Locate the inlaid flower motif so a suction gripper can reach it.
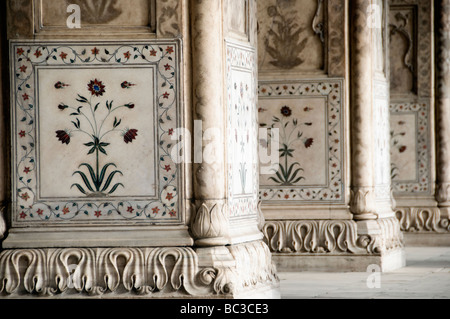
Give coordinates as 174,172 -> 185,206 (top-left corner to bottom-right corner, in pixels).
20,212 -> 27,219
94,211 -> 102,218
59,52 -> 68,60
56,130 -> 71,145
127,206 -> 134,213
22,93 -> 29,101
88,79 -> 106,97
23,167 -> 31,174
17,48 -> 24,56
34,49 -> 42,58
166,46 -> 174,54
166,193 -> 174,201
19,65 -> 27,73
36,209 -> 43,216
280,106 -> 292,117
164,63 -> 171,71
123,51 -> 131,59
169,209 -> 176,217
19,130 -> 26,138
62,207 -> 70,215
164,165 -> 171,172
55,81 -> 69,89
150,49 -> 157,56
91,47 -> 100,55
20,192 -> 30,201
162,92 -> 170,99
123,129 -> 138,144
168,128 -> 174,136
121,81 -> 136,89
152,207 -> 160,214
304,138 -> 314,148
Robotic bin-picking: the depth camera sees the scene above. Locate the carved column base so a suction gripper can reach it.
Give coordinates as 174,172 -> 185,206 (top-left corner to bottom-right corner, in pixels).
262,218 -> 405,272
190,200 -> 229,247
350,188 -> 378,221
0,241 -> 279,298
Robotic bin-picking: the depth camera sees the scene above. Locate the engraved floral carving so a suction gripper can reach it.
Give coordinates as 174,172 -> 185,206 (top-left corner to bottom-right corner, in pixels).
327,0 -> 346,77
70,0 -> 122,24
157,0 -> 181,37
350,188 -> 377,219
191,201 -> 229,246
7,0 -> 33,39
389,10 -> 416,94
263,3 -> 308,69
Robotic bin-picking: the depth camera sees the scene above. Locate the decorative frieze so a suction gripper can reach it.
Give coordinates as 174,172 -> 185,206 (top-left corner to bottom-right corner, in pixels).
262,218 -> 403,255
0,241 -> 279,298
262,220 -> 370,254
396,207 -> 450,233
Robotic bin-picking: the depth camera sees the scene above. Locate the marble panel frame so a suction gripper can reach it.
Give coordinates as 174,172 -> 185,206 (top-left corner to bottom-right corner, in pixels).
9,40 -> 185,228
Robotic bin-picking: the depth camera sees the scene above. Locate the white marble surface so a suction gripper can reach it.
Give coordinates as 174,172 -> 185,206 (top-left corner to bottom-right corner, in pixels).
279,247 -> 450,299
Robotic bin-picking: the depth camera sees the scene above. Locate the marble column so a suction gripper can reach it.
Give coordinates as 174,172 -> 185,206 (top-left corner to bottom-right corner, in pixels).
349,0 -> 405,268
0,5 -> 6,240
436,0 -> 450,223
190,0 -> 229,247
349,0 -> 378,220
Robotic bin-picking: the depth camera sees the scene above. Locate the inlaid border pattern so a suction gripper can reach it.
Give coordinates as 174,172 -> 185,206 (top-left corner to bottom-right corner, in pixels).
258,79 -> 345,203
390,101 -> 430,194
11,41 -> 183,225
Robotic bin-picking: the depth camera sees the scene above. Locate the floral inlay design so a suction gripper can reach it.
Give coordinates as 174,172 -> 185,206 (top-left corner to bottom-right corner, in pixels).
55,79 -> 138,197
258,80 -> 344,202
390,102 -> 430,194
226,43 -> 258,219
11,41 -> 181,224
259,105 -> 315,186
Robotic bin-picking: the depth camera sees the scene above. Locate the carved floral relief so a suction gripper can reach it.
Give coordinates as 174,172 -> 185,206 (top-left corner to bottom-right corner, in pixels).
257,0 -> 325,73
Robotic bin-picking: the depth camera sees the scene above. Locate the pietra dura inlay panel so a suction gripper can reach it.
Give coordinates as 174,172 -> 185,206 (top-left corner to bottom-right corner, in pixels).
258,79 -> 345,204
10,41 -> 183,225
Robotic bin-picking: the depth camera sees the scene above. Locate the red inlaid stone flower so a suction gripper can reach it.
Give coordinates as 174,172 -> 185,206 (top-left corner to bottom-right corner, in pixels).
304,138 -> 314,148
88,79 -> 106,97
280,106 -> 292,117
56,130 -> 71,145
123,129 -> 138,144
